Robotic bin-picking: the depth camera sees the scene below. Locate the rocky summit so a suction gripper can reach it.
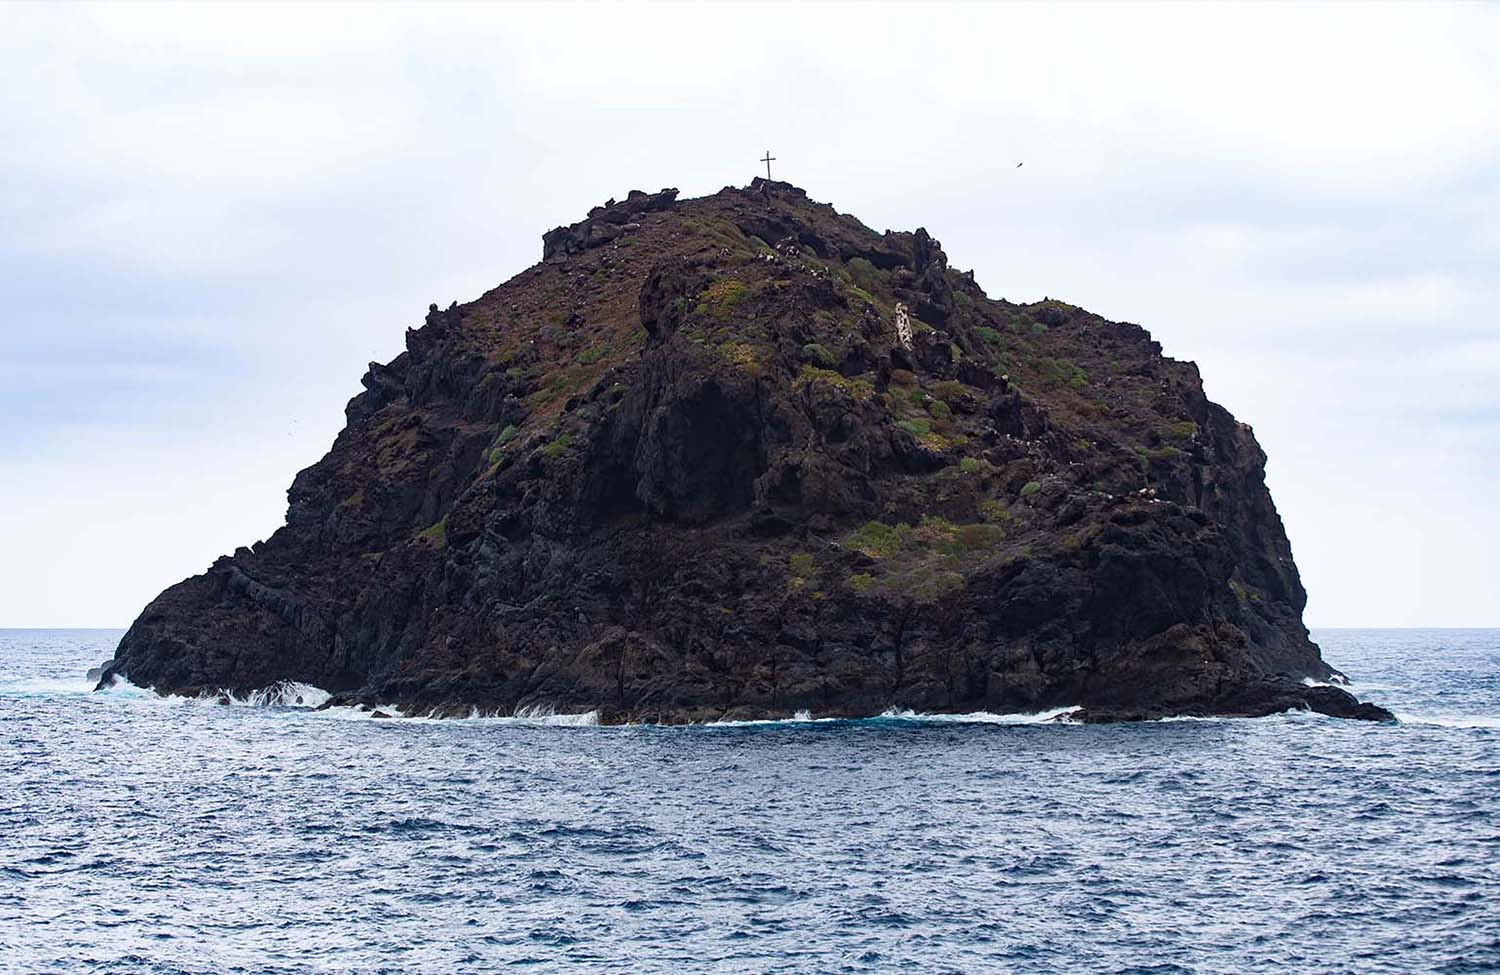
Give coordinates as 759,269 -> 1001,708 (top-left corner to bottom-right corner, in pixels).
99,179 -> 1392,723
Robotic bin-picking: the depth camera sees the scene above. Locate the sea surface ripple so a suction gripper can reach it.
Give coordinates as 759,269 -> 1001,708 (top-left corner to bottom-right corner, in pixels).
3,628 -> 1498,974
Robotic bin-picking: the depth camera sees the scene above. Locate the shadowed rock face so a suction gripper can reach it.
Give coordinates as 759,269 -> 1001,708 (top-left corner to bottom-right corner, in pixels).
100,178 -> 1391,723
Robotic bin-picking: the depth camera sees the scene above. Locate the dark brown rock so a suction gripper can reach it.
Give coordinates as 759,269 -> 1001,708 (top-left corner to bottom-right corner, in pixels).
97,181 -> 1392,725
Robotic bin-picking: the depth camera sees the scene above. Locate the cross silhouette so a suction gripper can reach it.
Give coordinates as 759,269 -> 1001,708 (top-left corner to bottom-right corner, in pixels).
761,150 -> 776,180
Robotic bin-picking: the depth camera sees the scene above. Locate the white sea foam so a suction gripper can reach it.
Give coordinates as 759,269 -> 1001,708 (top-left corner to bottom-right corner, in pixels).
0,674 -> 97,696
878,706 -> 1082,725
89,673 -> 330,709
704,712 -> 843,728
236,681 -> 333,709
706,706 -> 1081,727
93,673 -> 162,700
1394,712 -> 1500,730
1303,676 -> 1399,694
499,704 -> 601,726
313,702 -> 602,726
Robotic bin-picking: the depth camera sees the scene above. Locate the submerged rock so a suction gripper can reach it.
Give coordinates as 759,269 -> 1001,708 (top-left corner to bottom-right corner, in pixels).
98,181 -> 1391,724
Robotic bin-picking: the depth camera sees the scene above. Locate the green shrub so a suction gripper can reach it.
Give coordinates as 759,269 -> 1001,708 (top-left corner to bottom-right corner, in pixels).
976,326 -> 1002,345
485,425 -> 521,465
788,553 -> 815,577
801,342 -> 836,367
1166,420 -> 1198,439
959,457 -> 981,474
797,365 -> 874,399
1019,480 -> 1042,498
697,279 -> 749,320
847,256 -> 880,293
847,573 -> 876,594
542,434 -> 573,459
928,400 -> 953,422
980,499 -> 1013,523
847,521 -> 903,559
932,380 -> 966,403
898,418 -> 931,437
1039,358 -> 1087,390
910,569 -> 965,603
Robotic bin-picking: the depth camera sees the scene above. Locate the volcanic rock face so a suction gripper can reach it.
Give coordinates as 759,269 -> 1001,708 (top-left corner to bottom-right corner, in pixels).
101,179 -> 1390,723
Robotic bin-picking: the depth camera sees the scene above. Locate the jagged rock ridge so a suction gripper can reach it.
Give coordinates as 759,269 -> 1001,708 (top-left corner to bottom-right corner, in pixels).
100,179 -> 1391,723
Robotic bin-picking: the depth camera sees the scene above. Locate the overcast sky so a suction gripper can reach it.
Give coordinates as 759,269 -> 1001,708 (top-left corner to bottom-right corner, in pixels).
1,2 -> 1496,628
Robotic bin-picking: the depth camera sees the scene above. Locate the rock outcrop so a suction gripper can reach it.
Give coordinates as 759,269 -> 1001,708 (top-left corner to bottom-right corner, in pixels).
99,180 -> 1392,723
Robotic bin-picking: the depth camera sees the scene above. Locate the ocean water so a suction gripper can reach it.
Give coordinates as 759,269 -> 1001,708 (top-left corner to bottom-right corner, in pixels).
2,629 -> 1497,975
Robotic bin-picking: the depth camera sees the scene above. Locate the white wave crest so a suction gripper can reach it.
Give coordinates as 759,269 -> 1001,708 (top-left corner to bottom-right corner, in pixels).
1395,712 -> 1500,730
236,681 -> 332,709
94,672 -> 161,699
878,706 -> 1081,725
707,706 -> 1081,727
315,702 -> 601,726
501,704 -> 601,726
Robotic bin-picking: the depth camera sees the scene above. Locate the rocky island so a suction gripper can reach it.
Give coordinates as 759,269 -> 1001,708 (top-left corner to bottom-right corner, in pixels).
98,180 -> 1391,723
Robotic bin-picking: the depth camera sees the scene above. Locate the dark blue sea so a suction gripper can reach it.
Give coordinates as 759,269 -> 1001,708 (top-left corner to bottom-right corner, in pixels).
2,628 -> 1497,974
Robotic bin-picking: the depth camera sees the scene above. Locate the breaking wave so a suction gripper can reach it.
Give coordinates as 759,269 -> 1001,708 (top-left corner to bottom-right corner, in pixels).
876,706 -> 1081,725
230,681 -> 333,709
704,706 -> 1080,728
316,702 -> 602,726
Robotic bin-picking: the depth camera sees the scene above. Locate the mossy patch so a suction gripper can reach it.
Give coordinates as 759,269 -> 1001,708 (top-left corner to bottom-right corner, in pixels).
980,499 -> 1014,523
1039,357 -> 1087,390
695,279 -> 750,320
932,380 -> 968,403
797,365 -> 874,399
847,521 -> 905,560
839,515 -> 1006,604
720,341 -> 769,378
1165,420 -> 1199,440
417,517 -> 447,547
578,343 -> 611,365
801,342 -> 836,367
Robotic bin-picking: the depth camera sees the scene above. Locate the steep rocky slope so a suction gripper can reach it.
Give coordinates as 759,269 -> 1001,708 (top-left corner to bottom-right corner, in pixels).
100,180 -> 1390,723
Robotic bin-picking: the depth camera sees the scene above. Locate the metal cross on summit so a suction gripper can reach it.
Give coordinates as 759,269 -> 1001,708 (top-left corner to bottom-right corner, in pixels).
761,150 -> 776,180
